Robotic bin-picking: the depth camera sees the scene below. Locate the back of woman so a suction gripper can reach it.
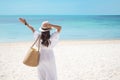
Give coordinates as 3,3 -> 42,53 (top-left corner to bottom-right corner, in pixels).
19,18 -> 61,80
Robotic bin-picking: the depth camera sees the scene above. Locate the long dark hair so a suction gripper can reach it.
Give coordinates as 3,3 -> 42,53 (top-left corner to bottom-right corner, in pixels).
41,31 -> 51,47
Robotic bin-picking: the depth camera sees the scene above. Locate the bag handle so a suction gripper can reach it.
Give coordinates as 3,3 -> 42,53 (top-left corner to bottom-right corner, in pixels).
31,35 -> 41,49
38,35 -> 41,52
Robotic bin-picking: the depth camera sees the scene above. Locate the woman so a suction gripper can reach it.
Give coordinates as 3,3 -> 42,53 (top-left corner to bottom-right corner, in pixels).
19,18 -> 61,80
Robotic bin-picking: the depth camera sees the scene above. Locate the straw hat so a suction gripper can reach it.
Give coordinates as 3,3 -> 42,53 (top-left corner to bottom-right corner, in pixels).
39,21 -> 51,32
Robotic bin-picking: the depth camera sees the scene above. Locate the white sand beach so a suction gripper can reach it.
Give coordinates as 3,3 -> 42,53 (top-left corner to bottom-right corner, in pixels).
0,40 -> 120,80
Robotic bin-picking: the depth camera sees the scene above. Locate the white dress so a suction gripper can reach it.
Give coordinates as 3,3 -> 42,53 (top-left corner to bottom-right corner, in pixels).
33,31 -> 60,80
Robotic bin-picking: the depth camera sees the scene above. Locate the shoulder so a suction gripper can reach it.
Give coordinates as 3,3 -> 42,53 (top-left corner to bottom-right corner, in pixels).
50,31 -> 60,40
51,31 -> 60,37
33,30 -> 40,35
33,30 -> 41,39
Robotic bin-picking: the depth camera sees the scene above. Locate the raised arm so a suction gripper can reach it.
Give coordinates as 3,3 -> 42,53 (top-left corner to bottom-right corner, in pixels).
19,18 -> 35,33
51,24 -> 61,32
45,23 -> 61,33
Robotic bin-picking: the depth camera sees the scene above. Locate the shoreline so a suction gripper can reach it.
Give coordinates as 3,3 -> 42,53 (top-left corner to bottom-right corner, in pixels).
1,39 -> 120,44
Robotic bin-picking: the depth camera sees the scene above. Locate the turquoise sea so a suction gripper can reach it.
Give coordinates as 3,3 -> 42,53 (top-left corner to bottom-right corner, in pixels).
0,15 -> 120,42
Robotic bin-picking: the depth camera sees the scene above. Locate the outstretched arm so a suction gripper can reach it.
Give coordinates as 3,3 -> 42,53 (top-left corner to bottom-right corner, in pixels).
19,18 -> 35,33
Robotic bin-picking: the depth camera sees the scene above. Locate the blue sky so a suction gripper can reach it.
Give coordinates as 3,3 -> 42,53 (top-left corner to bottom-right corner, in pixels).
0,0 -> 120,15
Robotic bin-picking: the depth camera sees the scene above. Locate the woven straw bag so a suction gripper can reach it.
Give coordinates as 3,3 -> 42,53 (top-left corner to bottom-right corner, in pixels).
23,35 -> 41,67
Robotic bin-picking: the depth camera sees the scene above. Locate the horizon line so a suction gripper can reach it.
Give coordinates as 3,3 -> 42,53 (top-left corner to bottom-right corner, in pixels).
0,14 -> 120,16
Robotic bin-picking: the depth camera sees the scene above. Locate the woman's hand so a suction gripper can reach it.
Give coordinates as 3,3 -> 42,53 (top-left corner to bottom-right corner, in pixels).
19,18 -> 28,25
43,23 -> 52,29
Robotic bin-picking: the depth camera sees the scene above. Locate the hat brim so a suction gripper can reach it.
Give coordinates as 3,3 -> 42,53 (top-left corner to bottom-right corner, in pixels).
39,28 -> 51,32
